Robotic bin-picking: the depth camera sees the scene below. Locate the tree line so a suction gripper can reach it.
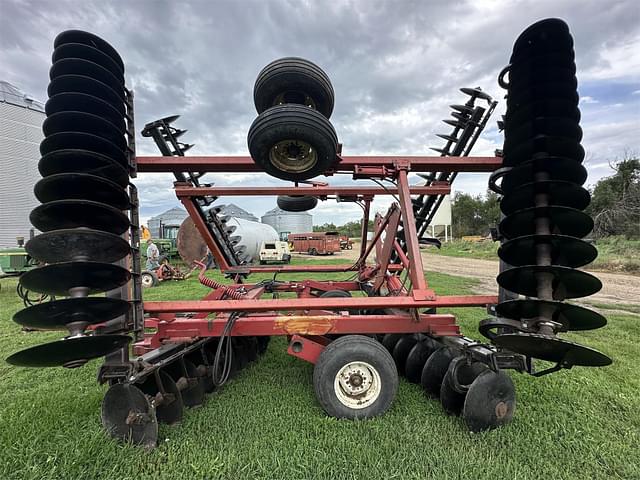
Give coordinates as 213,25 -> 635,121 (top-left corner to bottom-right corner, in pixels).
312,156 -> 639,239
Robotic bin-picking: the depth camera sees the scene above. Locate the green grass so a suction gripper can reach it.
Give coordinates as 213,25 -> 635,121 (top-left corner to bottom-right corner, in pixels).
428,236 -> 640,275
0,260 -> 638,480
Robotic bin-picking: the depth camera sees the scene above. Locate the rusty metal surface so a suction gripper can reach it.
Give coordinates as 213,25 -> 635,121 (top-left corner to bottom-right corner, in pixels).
177,217 -> 208,267
137,155 -> 503,173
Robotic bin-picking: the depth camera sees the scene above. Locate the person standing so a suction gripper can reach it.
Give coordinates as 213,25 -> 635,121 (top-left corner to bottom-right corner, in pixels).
146,239 -> 160,270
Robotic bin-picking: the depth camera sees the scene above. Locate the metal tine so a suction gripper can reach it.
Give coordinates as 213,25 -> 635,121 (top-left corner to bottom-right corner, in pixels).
450,104 -> 474,114
451,112 -> 468,121
460,87 -> 493,102
443,119 -> 465,128
430,147 -> 447,154
437,134 -> 458,143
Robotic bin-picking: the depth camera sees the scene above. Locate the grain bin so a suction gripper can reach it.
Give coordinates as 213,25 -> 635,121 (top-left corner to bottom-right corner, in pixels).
0,81 -> 45,247
261,206 -> 313,240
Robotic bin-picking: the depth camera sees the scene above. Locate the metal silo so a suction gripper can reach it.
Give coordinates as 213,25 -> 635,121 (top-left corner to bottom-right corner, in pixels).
0,81 -> 45,248
261,206 -> 313,240
148,207 -> 188,238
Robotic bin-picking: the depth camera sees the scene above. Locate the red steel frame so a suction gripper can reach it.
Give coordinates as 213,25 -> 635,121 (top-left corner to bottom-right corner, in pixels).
134,155 -> 502,360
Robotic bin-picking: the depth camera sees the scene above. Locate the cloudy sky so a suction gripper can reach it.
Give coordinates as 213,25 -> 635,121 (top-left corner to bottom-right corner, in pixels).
2,0 -> 638,226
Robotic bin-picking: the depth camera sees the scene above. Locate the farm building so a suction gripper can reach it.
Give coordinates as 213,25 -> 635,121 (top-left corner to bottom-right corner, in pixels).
261,206 -> 313,240
0,81 -> 45,248
148,204 -> 258,238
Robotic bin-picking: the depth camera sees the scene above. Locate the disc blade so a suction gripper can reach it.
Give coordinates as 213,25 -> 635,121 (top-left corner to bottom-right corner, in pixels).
20,262 -> 131,296
6,334 -> 130,367
495,299 -> 606,331
500,156 -> 587,194
493,333 -> 611,367
511,19 -> 573,60
137,370 -> 183,425
460,87 -> 492,101
48,75 -> 124,113
507,82 -> 578,112
502,135 -> 584,167
13,297 -> 130,330
54,29 -> 125,73
43,111 -> 126,150
504,117 -> 582,151
25,229 -> 130,264
463,370 -> 516,432
164,359 -> 205,407
45,93 -> 125,132
50,58 -> 124,99
420,346 -> 455,397
101,383 -> 157,448
505,99 -> 579,131
499,206 -> 593,240
34,173 -> 130,210
500,180 -> 590,215
497,265 -> 602,299
498,234 -> 597,268
30,199 -> 130,234
39,149 -> 129,188
53,43 -> 124,81
40,132 -> 127,167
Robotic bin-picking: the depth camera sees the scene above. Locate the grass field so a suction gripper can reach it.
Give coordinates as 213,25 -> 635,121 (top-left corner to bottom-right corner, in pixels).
1,258 -> 639,480
427,236 -> 640,274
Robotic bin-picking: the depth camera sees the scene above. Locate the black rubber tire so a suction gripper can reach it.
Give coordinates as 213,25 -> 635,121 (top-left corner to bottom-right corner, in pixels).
313,335 -> 398,419
277,195 -> 318,212
439,360 -> 488,416
392,335 -> 418,376
247,104 -> 338,181
382,333 -> 403,353
310,248 -> 318,256
141,271 -> 158,288
421,347 -> 456,397
256,336 -> 271,355
254,57 -> 334,118
404,339 -> 437,384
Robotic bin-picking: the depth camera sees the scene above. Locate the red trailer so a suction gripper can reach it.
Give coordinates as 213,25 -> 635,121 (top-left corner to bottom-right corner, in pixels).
288,231 -> 341,255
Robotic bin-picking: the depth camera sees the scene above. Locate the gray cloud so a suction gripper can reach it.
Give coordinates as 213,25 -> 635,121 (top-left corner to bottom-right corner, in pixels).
2,0 -> 638,225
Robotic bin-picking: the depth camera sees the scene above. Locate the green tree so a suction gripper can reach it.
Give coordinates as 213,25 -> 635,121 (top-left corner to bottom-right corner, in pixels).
588,157 -> 640,238
451,191 -> 500,237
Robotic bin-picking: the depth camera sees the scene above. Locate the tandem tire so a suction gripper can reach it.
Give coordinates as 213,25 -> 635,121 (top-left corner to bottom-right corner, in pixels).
313,335 -> 398,419
277,195 -> 318,212
254,57 -> 335,118
247,104 -> 338,181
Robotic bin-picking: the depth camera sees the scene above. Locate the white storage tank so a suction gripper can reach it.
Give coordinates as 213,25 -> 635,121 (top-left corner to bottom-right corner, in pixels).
227,217 -> 278,259
0,81 -> 45,248
261,206 -> 313,240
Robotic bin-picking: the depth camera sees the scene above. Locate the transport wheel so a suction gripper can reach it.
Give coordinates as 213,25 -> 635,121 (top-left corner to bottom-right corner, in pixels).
404,338 -> 438,384
247,104 -> 338,181
313,335 -> 398,419
138,370 -> 183,425
310,248 -> 318,256
392,335 -> 418,376
141,271 -> 158,288
164,359 -> 205,408
254,57 -> 335,118
101,383 -> 158,448
256,336 -> 271,355
463,370 -> 516,432
421,346 -> 455,397
439,358 -> 488,415
277,195 -> 318,212
381,333 -> 403,353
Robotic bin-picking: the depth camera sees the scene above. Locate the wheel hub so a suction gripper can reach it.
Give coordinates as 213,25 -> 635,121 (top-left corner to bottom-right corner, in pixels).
269,139 -> 317,173
334,361 -> 381,409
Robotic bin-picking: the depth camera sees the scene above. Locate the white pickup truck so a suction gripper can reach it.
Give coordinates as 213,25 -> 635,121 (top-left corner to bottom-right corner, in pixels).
259,241 -> 291,264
